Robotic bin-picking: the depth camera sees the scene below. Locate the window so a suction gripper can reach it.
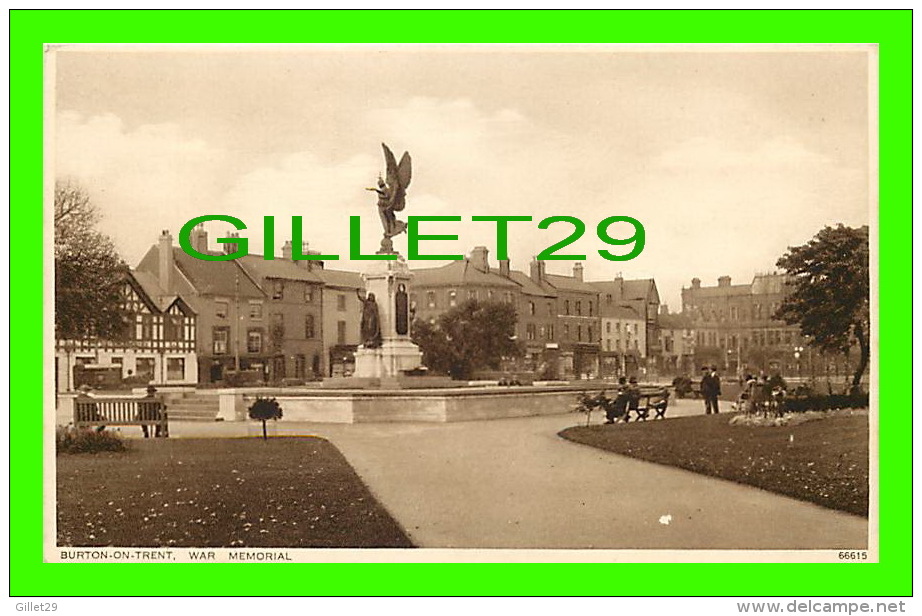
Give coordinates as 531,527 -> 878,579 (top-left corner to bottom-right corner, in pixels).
606,294 -> 612,305
213,328 -> 229,354
337,294 -> 346,311
563,324 -> 570,340
337,320 -> 346,345
615,340 -> 621,351
136,357 -> 155,381
448,289 -> 457,307
215,301 -> 228,319
249,301 -> 263,320
616,322 -> 621,333
576,301 -> 582,316
468,290 -> 477,301
295,355 -> 306,379
588,326 -> 593,342
634,340 -> 639,350
633,324 -> 638,334
588,301 -> 593,317
111,356 -> 123,365
272,281 -> 284,300
305,314 -> 316,339
529,301 -> 536,316
577,325 -> 583,342
427,291 -> 437,308
247,330 -> 263,353
606,322 -> 611,334
526,323 -> 537,341
304,285 -> 315,303
606,340 -> 611,352
167,358 -> 185,381
504,292 -> 513,304
164,314 -> 183,340
547,302 -> 554,316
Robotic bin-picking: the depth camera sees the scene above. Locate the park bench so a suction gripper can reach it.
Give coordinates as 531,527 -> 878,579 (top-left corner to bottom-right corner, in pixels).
74,394 -> 169,437
623,388 -> 670,422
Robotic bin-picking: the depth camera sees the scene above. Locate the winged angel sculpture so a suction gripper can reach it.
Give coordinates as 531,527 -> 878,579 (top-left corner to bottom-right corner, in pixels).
367,143 -> 412,253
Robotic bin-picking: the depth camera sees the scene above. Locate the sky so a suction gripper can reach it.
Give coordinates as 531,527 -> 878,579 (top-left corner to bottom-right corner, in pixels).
52,45 -> 873,309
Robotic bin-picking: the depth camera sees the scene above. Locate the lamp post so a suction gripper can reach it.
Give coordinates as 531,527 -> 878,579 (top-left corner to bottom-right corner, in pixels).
793,346 -> 804,383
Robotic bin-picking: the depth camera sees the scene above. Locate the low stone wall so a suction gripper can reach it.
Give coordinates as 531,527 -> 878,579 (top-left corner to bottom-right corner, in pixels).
217,385 -> 606,424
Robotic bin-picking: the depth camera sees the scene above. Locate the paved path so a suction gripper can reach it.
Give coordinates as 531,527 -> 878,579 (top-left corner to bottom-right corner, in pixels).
165,405 -> 868,550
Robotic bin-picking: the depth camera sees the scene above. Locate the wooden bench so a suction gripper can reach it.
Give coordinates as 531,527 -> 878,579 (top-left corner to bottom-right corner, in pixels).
624,388 -> 670,422
74,394 -> 169,437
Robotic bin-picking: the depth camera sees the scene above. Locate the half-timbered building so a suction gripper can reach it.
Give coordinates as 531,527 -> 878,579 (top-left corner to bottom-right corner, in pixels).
55,269 -> 198,392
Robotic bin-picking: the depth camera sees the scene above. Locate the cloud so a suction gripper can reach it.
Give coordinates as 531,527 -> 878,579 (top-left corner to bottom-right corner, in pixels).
55,111 -> 227,261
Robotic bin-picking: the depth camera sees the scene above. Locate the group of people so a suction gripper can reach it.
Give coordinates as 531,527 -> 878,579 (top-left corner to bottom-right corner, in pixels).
737,373 -> 787,416
603,376 -> 642,424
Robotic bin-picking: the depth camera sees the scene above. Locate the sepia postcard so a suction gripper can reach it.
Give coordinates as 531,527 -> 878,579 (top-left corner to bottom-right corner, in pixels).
44,44 -> 878,564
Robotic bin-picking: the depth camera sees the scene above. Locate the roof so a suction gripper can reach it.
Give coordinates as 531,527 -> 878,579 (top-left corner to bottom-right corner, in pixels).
137,246 -> 265,299
658,313 -> 694,330
589,278 -> 659,303
545,273 -> 597,294
605,305 -> 643,321
130,269 -> 178,312
750,273 -> 788,295
682,284 -> 752,298
508,270 -> 557,298
410,260 -> 520,289
237,254 -> 323,284
315,268 -> 364,290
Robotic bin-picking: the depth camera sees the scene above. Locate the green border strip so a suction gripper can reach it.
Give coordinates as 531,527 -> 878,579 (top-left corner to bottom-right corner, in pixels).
12,9 -> 911,597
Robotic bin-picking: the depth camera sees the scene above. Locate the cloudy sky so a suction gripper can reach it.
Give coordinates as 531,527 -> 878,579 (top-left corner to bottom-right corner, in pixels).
52,45 -> 872,309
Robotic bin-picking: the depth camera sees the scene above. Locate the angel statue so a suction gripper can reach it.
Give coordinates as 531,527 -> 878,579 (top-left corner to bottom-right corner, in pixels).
366,143 -> 412,253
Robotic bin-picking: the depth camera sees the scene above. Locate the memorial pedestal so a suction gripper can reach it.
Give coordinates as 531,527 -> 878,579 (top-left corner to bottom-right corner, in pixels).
353,257 -> 423,379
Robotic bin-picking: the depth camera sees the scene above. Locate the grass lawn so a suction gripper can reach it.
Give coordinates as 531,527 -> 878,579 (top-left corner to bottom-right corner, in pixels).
559,412 -> 868,517
57,436 -> 414,548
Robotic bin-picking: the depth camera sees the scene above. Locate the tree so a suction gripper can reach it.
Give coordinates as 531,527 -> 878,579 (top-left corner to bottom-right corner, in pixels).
774,225 -> 870,395
412,299 -> 523,379
55,180 -> 129,341
248,396 -> 283,440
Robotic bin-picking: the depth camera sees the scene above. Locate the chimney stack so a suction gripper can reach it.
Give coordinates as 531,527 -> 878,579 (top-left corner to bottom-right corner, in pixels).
190,224 -> 208,254
718,275 -> 731,288
282,240 -> 293,261
529,258 -> 545,284
573,262 -> 584,282
470,246 -> 490,272
691,277 -> 701,289
499,258 -> 510,277
223,231 -> 240,255
660,304 -> 669,315
158,230 -> 173,292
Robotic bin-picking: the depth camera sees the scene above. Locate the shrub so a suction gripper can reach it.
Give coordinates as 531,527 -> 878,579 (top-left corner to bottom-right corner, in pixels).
248,396 -> 283,440
783,392 -> 869,413
56,425 -> 127,454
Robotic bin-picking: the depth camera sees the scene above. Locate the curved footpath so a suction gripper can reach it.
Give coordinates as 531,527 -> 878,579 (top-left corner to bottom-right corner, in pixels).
167,401 -> 868,550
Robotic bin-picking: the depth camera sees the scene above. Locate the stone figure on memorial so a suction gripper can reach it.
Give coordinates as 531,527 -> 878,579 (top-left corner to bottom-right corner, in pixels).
357,290 -> 382,349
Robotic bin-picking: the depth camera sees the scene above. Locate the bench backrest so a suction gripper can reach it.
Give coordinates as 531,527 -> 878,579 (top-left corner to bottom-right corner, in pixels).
74,396 -> 166,424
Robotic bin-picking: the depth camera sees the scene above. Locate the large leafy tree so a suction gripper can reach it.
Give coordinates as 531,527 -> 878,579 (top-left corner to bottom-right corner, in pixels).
412,299 -> 523,379
775,225 -> 870,394
55,180 -> 129,341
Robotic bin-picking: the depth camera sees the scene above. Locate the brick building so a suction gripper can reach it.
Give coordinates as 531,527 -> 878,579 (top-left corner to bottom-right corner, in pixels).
314,268 -> 364,377
681,273 -> 809,377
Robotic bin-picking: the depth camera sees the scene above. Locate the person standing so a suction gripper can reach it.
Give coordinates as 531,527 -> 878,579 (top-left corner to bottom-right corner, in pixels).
701,366 -> 721,414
